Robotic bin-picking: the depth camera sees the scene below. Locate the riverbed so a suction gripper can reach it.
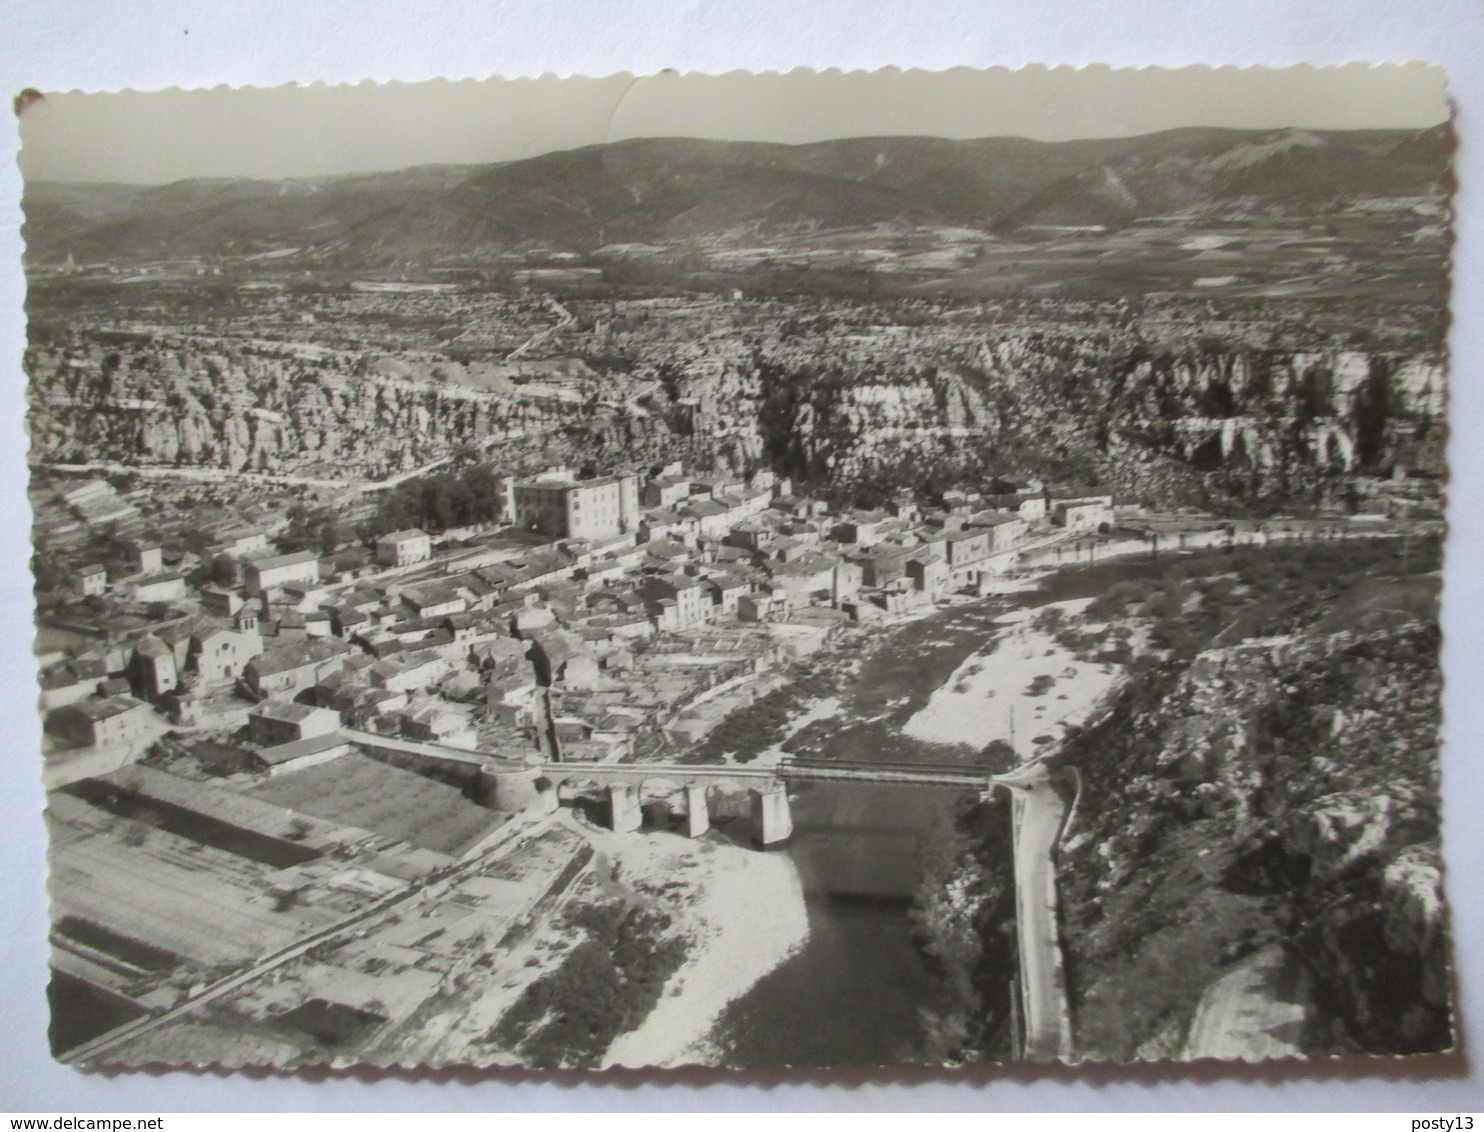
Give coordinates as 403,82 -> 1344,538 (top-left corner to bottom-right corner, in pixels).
706,549 -> 1229,1067
713,597 -> 1025,1066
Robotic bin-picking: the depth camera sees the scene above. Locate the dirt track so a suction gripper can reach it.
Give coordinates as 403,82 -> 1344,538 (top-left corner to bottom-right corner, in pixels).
1181,945 -> 1311,1061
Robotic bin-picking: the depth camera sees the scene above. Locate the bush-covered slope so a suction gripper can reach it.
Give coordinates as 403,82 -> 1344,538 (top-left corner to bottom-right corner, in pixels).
1051,540 -> 1447,1059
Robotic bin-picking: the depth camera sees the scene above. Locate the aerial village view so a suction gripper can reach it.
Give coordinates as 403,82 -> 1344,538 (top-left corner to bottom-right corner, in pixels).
19,68 -> 1454,1071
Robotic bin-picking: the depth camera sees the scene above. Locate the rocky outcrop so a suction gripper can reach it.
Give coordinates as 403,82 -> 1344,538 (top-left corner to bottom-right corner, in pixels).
1057,555 -> 1447,1058
26,334 -> 600,478
746,335 -> 1443,508
1290,787 -> 1434,881
1382,844 -> 1449,1008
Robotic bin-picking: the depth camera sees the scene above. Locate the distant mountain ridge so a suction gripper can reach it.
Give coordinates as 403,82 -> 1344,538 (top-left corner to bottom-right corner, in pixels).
23,126 -> 1451,267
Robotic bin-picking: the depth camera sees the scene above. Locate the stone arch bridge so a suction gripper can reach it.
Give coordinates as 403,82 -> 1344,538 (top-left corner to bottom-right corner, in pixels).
529,757 -> 998,846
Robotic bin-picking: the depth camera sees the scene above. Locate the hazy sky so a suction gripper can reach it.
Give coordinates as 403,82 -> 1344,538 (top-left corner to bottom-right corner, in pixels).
18,63 -> 1450,184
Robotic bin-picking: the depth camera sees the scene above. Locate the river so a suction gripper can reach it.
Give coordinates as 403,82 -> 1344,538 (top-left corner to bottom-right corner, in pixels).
712,549 -> 1223,1066
714,598 -> 1016,1066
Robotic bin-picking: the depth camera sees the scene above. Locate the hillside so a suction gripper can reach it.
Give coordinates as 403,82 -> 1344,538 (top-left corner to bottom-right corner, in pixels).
22,126 -> 1451,268
1049,540 -> 1448,1060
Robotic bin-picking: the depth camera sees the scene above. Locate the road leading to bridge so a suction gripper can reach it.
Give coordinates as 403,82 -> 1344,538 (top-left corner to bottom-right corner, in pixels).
993,761 -> 1074,1060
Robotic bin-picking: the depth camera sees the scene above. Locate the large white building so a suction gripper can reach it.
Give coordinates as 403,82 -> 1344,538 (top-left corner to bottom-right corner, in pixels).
510,470 -> 641,541
1053,498 -> 1114,533
244,549 -> 321,597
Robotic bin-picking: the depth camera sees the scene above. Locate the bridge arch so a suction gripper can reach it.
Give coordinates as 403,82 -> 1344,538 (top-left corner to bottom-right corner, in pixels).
538,765 -> 793,845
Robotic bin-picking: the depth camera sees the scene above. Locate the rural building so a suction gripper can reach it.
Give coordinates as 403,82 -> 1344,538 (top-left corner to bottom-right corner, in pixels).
129,635 -> 178,698
376,528 -> 432,568
200,589 -> 244,618
640,574 -> 712,630
907,553 -> 950,596
985,492 -> 1048,521
945,529 -> 991,568
861,546 -> 917,589
529,630 -> 600,689
39,663 -> 104,711
831,559 -> 864,604
400,704 -> 474,747
248,699 -> 342,747
768,554 -> 838,602
727,518 -> 778,553
398,582 -> 466,619
470,635 -> 531,674
643,475 -> 691,509
1016,494 -> 1048,521
128,540 -> 163,575
133,573 -> 187,603
214,528 -> 270,557
969,512 -> 1029,551
280,580 -> 337,614
49,695 -> 151,748
243,639 -> 350,700
1053,499 -> 1113,533
834,512 -> 890,547
369,650 -> 453,694
707,573 -> 751,618
244,549 -> 321,598
738,590 -> 789,622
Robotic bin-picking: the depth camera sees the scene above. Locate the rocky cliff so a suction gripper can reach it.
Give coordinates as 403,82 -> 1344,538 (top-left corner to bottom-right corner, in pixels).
1054,541 -> 1447,1058
25,334 -> 657,480
26,319 -> 1446,508
745,335 -> 1444,509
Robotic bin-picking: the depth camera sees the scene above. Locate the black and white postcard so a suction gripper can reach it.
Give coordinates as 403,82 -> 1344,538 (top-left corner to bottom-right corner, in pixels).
18,64 -> 1454,1071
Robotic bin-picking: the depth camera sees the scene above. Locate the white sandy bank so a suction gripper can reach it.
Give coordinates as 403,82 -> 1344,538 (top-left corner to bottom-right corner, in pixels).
596,826 -> 808,1069
901,597 -> 1123,760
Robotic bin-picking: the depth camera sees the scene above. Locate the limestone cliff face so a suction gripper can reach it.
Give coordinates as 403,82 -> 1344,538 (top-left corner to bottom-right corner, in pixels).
26,336 -> 593,478
25,328 -> 1446,504
747,337 -> 1444,507
1054,537 -> 1447,1060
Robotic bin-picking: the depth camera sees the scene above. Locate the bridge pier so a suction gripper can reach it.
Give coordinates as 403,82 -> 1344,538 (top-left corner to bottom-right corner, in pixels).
608,784 -> 643,834
684,783 -> 710,838
751,784 -> 793,847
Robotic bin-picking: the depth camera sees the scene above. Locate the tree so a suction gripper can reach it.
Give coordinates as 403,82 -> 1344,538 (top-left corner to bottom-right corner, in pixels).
1352,357 -> 1398,470
209,554 -> 242,588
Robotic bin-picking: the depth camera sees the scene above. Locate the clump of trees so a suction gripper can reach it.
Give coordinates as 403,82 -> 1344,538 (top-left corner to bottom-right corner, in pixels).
359,463 -> 507,543
908,796 -> 1018,1063
278,504 -> 345,557
487,900 -> 686,1068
